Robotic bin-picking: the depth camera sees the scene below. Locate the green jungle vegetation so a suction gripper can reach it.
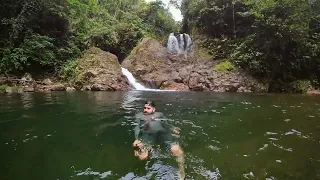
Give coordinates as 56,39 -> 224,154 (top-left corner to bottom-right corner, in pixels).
176,0 -> 320,92
0,0 -> 178,76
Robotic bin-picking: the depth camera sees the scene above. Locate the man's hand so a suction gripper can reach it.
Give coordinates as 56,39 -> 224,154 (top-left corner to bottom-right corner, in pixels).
133,140 -> 143,149
133,140 -> 148,160
172,127 -> 181,138
172,127 -> 180,135
134,149 -> 148,160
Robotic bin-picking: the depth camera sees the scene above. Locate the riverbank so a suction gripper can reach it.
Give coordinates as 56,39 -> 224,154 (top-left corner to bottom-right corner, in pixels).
0,74 -> 74,93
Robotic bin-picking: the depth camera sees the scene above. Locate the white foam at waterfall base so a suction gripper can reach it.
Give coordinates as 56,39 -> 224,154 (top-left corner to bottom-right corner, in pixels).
121,68 -> 175,92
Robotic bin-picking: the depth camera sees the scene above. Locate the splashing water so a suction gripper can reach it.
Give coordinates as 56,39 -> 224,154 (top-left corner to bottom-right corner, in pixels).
167,33 -> 193,54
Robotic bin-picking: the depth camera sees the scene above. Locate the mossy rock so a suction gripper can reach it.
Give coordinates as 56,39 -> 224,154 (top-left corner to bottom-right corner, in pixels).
71,47 -> 129,91
214,60 -> 235,73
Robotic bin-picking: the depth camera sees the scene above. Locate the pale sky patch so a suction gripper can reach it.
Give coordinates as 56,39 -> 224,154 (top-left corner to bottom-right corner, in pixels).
145,0 -> 183,22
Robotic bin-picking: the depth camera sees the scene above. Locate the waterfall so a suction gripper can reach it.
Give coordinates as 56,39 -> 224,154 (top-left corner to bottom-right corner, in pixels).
184,34 -> 193,52
167,33 -> 180,54
121,67 -> 175,91
179,34 -> 185,53
167,33 -> 193,54
121,68 -> 148,90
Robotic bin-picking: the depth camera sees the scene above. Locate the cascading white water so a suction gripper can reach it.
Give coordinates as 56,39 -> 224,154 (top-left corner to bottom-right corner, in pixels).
184,34 -> 193,52
121,68 -> 148,90
167,33 -> 180,54
179,34 -> 185,53
167,33 -> 193,54
121,67 -> 175,92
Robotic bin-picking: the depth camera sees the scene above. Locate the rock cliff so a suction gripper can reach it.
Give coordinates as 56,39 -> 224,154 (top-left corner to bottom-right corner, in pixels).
122,38 -> 267,92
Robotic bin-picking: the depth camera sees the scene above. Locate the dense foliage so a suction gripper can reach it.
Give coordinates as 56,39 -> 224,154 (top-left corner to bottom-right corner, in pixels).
0,0 -> 178,75
178,0 -> 320,91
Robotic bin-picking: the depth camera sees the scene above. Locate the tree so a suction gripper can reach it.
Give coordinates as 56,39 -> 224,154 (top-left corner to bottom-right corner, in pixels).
0,0 -> 179,74
179,0 -> 320,91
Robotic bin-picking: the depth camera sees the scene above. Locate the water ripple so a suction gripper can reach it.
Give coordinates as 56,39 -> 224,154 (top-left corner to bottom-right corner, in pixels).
271,142 -> 293,152
284,129 -> 310,139
258,144 -> 269,152
74,168 -> 112,178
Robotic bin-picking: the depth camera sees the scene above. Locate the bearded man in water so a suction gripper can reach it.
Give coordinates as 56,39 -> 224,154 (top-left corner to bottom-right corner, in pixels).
132,100 -> 185,179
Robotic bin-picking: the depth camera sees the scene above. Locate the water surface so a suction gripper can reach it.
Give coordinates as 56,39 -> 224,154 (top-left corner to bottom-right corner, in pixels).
0,91 -> 320,179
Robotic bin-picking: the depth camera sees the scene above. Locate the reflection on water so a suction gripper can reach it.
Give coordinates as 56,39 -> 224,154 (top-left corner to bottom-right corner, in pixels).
0,92 -> 320,179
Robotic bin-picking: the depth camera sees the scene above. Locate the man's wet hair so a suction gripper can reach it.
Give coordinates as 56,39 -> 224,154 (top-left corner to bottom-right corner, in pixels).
145,100 -> 155,108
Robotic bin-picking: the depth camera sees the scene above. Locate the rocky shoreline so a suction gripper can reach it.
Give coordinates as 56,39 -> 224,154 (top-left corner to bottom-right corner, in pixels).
1,38 -> 319,95
1,73 -> 318,95
0,74 -> 75,93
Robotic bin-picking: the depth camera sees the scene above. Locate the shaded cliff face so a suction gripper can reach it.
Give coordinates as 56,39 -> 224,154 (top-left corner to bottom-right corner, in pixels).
121,38 -> 267,92
74,47 -> 129,91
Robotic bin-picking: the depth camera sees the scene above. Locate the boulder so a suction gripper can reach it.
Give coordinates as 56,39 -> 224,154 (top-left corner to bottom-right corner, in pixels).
5,87 -> 13,93
42,78 -> 53,85
66,87 -> 76,91
21,73 -> 33,82
49,84 -> 66,91
160,81 -> 189,91
17,88 -> 24,93
24,86 -> 35,92
36,83 -> 66,92
82,85 -> 91,91
307,89 -> 320,95
237,86 -> 252,93
19,73 -> 35,87
74,47 -> 129,91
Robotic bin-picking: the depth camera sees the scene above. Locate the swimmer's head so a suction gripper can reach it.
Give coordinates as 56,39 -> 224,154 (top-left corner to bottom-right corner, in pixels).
144,100 -> 155,114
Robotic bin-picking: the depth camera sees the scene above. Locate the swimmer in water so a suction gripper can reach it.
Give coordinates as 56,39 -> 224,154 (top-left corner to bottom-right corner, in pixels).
132,100 -> 185,179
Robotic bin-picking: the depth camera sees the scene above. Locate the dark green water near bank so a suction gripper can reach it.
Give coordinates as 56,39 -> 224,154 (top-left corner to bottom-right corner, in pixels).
0,91 -> 320,180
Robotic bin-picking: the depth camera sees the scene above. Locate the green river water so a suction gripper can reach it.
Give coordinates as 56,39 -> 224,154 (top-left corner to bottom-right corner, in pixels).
0,91 -> 320,180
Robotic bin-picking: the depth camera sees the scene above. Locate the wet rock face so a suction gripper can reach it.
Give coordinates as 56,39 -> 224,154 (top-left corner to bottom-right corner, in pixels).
160,81 -> 190,91
122,38 -> 266,92
121,38 -> 171,88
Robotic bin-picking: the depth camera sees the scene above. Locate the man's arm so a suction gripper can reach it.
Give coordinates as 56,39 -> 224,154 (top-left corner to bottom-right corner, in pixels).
134,114 -> 141,140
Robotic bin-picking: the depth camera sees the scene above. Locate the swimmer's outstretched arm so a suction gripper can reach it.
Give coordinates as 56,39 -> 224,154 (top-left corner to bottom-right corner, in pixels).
132,116 -> 149,160
134,115 -> 141,140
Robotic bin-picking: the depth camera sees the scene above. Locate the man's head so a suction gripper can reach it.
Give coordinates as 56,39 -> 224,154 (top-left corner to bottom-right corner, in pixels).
144,100 -> 155,114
